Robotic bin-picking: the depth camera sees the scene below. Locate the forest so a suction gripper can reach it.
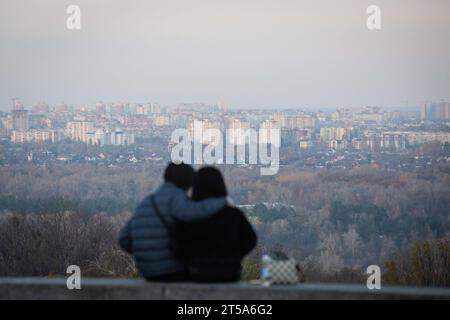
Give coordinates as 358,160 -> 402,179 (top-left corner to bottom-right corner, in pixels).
0,161 -> 449,286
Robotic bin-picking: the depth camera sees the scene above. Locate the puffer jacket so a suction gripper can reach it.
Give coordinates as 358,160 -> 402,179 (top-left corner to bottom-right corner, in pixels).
118,182 -> 227,278
176,205 -> 257,282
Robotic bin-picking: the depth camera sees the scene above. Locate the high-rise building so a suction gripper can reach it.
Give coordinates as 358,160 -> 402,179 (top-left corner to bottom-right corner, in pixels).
271,112 -> 286,127
421,101 -> 450,121
11,130 -> 62,143
12,109 -> 29,131
187,119 -> 222,144
296,115 -> 315,129
381,133 -> 407,151
320,127 -> 348,141
66,121 -> 94,142
259,120 -> 280,144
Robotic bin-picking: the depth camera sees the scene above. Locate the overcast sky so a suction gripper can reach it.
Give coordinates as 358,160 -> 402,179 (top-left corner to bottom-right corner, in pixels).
0,0 -> 449,110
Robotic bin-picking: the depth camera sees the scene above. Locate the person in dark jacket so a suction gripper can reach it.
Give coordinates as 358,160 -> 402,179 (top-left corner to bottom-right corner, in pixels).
118,163 -> 228,281
176,166 -> 257,282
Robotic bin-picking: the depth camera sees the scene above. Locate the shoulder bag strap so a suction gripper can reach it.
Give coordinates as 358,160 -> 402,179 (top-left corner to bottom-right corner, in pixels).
150,195 -> 171,229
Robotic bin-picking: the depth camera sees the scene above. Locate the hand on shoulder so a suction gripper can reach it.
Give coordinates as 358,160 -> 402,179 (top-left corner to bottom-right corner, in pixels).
226,196 -> 235,207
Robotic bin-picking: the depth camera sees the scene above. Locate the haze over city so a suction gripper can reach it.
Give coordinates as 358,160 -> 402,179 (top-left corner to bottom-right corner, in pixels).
1,0 -> 450,110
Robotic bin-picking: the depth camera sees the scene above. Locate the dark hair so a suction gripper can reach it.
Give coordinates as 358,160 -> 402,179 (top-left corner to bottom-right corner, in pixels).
164,162 -> 195,191
192,166 -> 227,200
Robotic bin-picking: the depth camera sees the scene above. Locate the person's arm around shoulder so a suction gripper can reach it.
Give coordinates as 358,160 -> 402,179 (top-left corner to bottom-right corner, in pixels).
170,187 -> 228,222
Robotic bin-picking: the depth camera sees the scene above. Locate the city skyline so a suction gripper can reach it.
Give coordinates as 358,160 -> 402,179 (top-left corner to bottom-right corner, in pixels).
1,0 -> 450,111
2,97 -> 446,113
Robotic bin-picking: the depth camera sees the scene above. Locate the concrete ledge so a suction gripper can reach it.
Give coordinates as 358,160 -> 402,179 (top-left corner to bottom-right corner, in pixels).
1,277 -> 450,300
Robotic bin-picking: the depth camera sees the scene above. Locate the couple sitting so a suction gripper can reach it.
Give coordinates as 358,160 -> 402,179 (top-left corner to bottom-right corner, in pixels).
118,162 -> 257,282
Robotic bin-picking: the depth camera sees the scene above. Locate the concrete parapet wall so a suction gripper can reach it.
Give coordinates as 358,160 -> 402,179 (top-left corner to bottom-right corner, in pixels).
1,278 -> 450,300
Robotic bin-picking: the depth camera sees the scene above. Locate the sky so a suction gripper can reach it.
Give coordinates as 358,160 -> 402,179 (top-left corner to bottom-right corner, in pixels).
0,0 -> 449,110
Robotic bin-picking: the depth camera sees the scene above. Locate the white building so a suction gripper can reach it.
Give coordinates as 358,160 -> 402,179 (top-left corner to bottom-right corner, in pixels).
11,130 -> 62,143
67,121 -> 94,142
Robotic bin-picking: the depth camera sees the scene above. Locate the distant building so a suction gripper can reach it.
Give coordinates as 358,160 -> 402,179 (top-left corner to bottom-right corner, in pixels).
295,115 -> 315,129
154,115 -> 171,127
281,128 -> 311,147
381,133 -> 407,152
259,120 -> 280,144
329,139 -> 347,151
316,112 -> 326,122
0,116 -> 13,134
89,128 -> 135,146
110,103 -> 125,116
271,112 -> 286,127
186,119 -> 222,144
377,131 -> 450,149
66,121 -> 94,142
148,103 -> 162,114
367,134 -> 382,152
421,101 -> 450,121
402,131 -> 450,146
354,112 -> 384,123
134,104 -> 147,116
11,130 -> 62,143
32,103 -> 49,114
95,103 -> 106,115
283,115 -> 315,129
320,127 -> 348,141
224,118 -> 250,132
170,113 -> 189,127
12,109 -> 29,131
281,129 -> 295,146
